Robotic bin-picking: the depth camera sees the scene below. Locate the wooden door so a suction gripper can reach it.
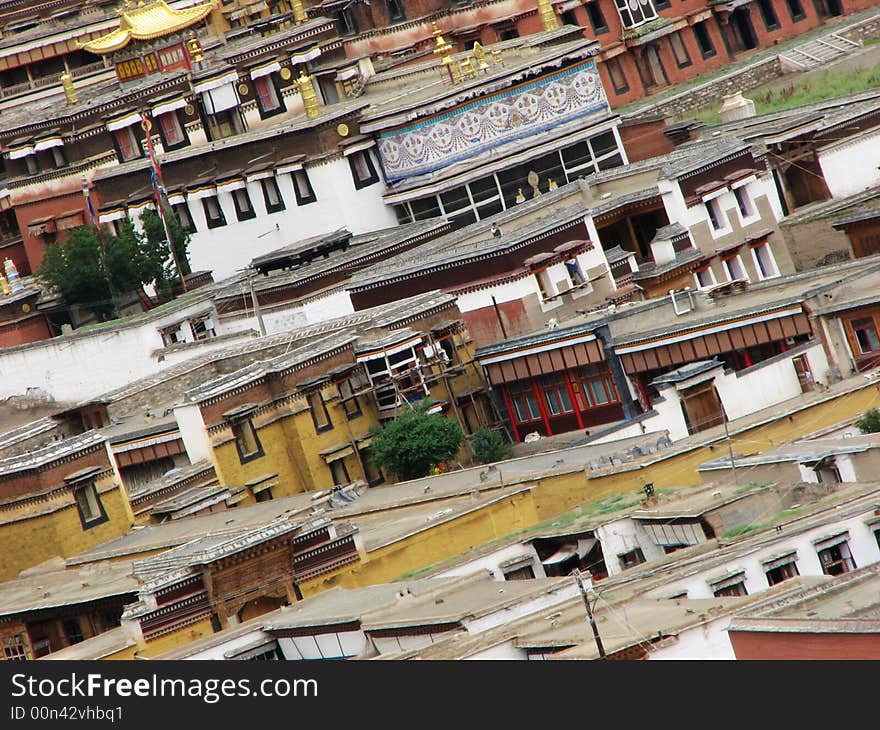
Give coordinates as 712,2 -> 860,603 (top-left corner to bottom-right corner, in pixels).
680,382 -> 724,434
792,354 -> 814,393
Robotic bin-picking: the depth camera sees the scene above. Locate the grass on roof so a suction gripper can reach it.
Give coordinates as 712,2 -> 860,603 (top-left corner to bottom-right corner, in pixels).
685,61 -> 880,125
75,291 -> 205,333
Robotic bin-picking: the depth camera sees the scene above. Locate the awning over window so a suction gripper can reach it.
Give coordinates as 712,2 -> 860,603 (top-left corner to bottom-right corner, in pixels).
192,69 -> 239,94
187,183 -> 218,201
640,521 -> 704,547
8,142 -> 34,159
250,60 -> 281,79
813,531 -> 849,552
762,551 -> 797,572
54,210 -> 85,231
217,176 -> 246,193
540,539 -> 595,565
202,82 -> 239,114
27,216 -> 56,236
619,309 -> 811,374
321,445 -> 354,462
106,111 -> 142,132
288,45 -> 322,66
33,135 -> 64,152
152,96 -> 189,117
483,337 -> 604,385
709,570 -> 745,591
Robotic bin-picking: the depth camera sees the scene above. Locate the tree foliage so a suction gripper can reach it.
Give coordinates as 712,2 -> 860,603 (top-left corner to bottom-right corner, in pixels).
855,408 -> 880,434
38,209 -> 192,319
471,426 -> 513,464
38,225 -> 115,319
370,400 -> 464,481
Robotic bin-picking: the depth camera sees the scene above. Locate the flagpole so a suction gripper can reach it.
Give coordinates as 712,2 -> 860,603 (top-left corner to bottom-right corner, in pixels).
141,115 -> 187,293
82,177 -> 119,318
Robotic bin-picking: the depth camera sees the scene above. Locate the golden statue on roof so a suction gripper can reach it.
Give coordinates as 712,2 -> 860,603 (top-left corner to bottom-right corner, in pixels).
81,0 -> 218,55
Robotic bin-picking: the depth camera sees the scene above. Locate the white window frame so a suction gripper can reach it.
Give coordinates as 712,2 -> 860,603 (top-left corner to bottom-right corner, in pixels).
694,266 -> 717,289
703,190 -> 732,238
722,254 -> 749,282
751,242 -> 780,280
731,178 -> 760,225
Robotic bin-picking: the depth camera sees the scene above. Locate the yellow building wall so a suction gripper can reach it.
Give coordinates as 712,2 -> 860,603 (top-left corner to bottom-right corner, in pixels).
297,491 -> 539,596
135,617 -> 216,658
0,484 -> 133,582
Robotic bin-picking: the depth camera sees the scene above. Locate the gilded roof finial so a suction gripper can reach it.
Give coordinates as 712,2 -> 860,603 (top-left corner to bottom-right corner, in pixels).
297,70 -> 320,118
537,0 -> 560,32
472,42 -> 489,73
60,70 -> 78,105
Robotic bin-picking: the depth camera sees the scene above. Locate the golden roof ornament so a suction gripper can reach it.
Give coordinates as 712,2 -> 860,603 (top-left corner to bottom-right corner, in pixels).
297,70 -> 320,118
472,42 -> 489,72
290,0 -> 306,23
60,70 -> 78,105
537,0 -> 561,32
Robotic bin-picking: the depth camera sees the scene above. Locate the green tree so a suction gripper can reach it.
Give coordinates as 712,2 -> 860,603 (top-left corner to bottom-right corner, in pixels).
38,226 -> 115,320
370,400 -> 464,481
103,216 -> 164,295
471,426 -> 513,464
140,206 -> 191,302
855,408 -> 880,434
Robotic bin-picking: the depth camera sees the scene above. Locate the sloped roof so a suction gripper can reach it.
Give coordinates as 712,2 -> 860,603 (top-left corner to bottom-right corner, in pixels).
80,0 -> 217,55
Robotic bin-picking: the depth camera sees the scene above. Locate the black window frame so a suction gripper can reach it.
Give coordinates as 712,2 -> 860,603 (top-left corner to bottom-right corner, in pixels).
173,202 -> 197,232
337,378 -> 362,420
202,195 -> 227,229
260,176 -> 286,213
585,1 -> 609,34
156,110 -> 190,152
231,185 -> 257,222
230,416 -> 264,464
785,0 -> 805,21
329,458 -> 351,486
307,389 -> 333,433
72,480 -> 109,530
692,20 -> 716,58
253,74 -> 287,120
291,169 -> 317,206
605,56 -> 629,94
669,31 -> 692,68
757,0 -> 781,30
385,0 -> 406,21
348,149 -> 380,189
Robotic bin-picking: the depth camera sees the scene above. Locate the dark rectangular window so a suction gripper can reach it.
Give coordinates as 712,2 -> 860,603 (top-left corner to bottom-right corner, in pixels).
586,1 -> 609,33
114,126 -> 143,162
503,564 -> 536,581
713,581 -> 748,597
63,618 -> 84,645
386,0 -> 405,21
818,542 -> 855,576
618,547 -> 646,569
508,379 -> 541,423
693,21 -> 716,58
757,0 -> 780,29
260,176 -> 286,213
231,418 -> 263,462
765,560 -> 799,585
615,0 -> 657,28
785,0 -> 805,21
540,373 -> 573,415
202,195 -> 227,228
329,459 -> 350,486
669,32 -> 691,68
173,202 -> 196,232
605,56 -> 629,93
706,198 -> 723,229
338,379 -> 362,419
337,8 -> 358,34
157,111 -> 187,150
254,75 -> 284,117
308,390 -> 332,432
291,169 -> 316,205
232,186 -> 256,221
851,317 -> 880,354
73,482 -> 108,529
348,150 -> 380,189
734,187 -> 752,217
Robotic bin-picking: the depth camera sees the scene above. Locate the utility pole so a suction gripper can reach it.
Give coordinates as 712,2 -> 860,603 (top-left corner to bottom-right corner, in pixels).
722,411 -> 737,485
248,270 -> 267,337
573,568 -> 606,660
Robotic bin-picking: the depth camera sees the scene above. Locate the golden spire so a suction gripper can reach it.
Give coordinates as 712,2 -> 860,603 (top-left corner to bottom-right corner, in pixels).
297,70 -> 320,118
60,70 -> 78,105
473,42 -> 489,73
537,0 -> 560,31
290,0 -> 306,23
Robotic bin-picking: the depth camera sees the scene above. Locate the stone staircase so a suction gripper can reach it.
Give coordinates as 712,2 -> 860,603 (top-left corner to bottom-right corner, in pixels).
780,32 -> 863,70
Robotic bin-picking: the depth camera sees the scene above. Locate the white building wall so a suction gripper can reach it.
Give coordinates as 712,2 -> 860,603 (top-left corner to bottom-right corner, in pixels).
643,510 -> 880,601
464,584 -> 579,634
0,300 -> 228,402
647,617 -> 737,660
173,403 -> 212,464
177,158 -> 397,280
432,544 -> 546,581
818,132 -> 880,199
453,276 -> 538,312
595,517 -> 666,576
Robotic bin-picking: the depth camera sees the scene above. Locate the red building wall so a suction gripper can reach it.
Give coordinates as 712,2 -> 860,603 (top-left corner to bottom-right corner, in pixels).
730,630 -> 880,660
0,315 -> 52,347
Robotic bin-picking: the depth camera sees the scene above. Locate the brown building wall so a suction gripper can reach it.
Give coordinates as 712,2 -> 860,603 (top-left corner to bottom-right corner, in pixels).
730,630 -> 880,659
780,217 -> 853,271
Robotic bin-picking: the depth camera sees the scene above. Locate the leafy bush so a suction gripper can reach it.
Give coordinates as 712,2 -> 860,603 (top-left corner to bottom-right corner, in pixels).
471,427 -> 513,464
855,408 -> 880,434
